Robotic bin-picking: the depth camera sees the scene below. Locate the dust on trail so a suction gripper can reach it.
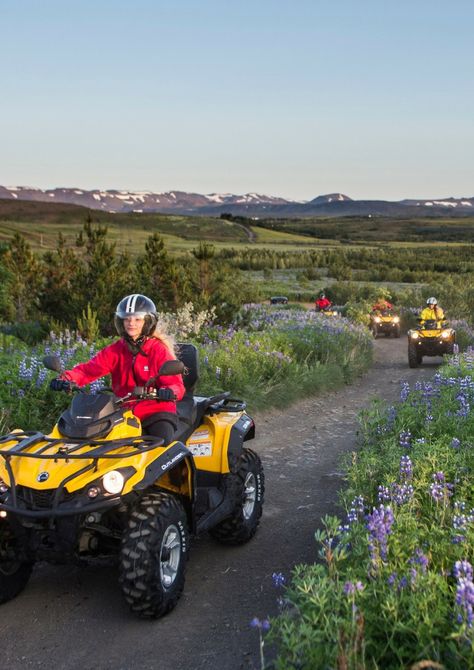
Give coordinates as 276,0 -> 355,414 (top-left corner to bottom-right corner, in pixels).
1,337 -> 440,670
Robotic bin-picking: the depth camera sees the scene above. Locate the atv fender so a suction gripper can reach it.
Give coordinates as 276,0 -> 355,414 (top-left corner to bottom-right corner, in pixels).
134,441 -> 195,500
226,415 -> 255,473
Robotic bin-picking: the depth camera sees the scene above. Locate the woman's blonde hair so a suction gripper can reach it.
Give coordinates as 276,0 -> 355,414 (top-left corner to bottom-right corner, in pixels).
151,322 -> 178,358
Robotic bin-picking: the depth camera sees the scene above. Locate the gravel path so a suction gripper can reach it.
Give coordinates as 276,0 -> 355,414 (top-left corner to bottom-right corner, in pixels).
1,337 -> 441,670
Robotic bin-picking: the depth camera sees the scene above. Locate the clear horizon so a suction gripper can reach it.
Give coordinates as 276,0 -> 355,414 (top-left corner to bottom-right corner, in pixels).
2,1 -> 473,201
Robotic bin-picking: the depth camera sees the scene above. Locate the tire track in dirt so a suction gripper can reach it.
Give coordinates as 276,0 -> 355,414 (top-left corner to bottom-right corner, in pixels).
1,337 -> 441,670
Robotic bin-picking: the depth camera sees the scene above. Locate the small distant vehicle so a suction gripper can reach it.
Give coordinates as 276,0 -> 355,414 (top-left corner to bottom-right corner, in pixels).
407,319 -> 456,367
270,296 -> 288,305
316,307 -> 339,317
370,310 -> 401,338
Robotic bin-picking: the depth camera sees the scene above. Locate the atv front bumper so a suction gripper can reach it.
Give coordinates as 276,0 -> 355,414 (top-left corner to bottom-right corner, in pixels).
374,322 -> 398,333
409,339 -> 452,357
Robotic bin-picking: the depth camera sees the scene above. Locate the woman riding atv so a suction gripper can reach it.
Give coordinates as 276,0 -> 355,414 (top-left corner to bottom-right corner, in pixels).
419,296 -> 445,325
50,294 -> 185,444
371,298 -> 393,313
315,292 -> 332,312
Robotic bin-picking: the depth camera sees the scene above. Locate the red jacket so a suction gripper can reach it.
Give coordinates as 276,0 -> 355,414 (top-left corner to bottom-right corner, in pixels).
62,337 -> 185,422
315,297 -> 332,310
372,300 -> 393,312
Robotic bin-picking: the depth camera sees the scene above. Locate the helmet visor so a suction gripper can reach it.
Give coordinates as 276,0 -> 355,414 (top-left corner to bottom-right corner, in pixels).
116,309 -> 149,318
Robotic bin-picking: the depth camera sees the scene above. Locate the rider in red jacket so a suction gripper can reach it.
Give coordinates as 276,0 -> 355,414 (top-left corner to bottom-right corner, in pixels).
50,294 -> 185,445
315,293 -> 332,311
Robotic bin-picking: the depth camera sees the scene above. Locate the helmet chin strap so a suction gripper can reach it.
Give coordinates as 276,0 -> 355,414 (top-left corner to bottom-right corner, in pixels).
124,333 -> 149,356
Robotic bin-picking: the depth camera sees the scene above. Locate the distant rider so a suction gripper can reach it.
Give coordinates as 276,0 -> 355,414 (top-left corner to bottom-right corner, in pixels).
420,296 -> 445,325
315,293 -> 332,312
49,294 -> 185,445
371,298 -> 393,313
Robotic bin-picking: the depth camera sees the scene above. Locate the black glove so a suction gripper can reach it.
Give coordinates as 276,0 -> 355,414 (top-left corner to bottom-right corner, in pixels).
50,378 -> 71,392
157,387 -> 176,401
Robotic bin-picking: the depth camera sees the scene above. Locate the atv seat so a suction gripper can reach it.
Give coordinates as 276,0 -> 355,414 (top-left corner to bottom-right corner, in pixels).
175,343 -> 201,438
175,344 -> 231,442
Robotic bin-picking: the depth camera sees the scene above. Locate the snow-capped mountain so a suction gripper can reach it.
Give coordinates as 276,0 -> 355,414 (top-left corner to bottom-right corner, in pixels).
0,185 -> 473,218
0,186 -> 294,214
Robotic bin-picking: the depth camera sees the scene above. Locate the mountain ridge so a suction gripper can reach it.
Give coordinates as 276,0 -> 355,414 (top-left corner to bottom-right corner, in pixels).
1,185 -> 473,218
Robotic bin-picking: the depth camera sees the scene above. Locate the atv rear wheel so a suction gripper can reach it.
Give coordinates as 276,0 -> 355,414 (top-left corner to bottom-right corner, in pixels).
0,520 -> 33,603
119,492 -> 189,619
408,344 -> 419,368
210,448 -> 264,545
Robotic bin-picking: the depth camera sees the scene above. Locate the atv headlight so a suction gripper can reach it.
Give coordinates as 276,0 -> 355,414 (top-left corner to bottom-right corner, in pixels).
0,478 -> 8,494
410,332 -> 419,339
441,330 -> 450,338
374,317 -> 381,323
102,470 -> 125,495
393,316 -> 400,323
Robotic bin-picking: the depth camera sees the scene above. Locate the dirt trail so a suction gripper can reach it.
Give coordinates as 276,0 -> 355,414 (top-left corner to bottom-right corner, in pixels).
1,338 -> 441,670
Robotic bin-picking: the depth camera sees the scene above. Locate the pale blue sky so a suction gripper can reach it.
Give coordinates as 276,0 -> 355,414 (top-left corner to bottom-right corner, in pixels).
1,0 -> 473,200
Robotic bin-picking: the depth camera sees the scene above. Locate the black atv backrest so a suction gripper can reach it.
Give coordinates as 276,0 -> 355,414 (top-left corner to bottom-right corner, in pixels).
177,343 -> 199,393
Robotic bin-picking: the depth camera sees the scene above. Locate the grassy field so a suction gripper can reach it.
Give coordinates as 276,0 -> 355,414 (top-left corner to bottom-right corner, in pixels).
0,199 -> 332,255
255,214 -> 474,242
1,199 -> 474,257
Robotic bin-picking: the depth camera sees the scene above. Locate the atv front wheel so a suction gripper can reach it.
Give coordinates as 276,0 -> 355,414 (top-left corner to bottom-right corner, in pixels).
210,448 -> 264,545
394,325 -> 401,338
0,520 -> 33,603
119,492 -> 189,619
408,344 -> 419,368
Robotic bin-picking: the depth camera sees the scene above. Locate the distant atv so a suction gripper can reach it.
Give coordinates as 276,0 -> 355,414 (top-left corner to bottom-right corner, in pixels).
0,345 -> 264,618
370,310 -> 401,338
315,305 -> 342,317
407,319 -> 456,367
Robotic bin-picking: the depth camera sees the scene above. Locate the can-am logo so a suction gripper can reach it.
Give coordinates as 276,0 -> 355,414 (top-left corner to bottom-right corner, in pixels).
37,472 -> 49,483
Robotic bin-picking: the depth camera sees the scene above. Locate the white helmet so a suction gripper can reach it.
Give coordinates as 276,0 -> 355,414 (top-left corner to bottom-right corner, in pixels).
426,297 -> 437,306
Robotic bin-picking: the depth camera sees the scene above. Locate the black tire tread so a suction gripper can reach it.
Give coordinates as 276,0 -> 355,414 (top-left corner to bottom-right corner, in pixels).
119,491 -> 188,619
209,448 -> 264,546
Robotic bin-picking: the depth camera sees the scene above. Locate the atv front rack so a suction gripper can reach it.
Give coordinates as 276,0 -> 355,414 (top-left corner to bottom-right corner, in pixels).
0,431 -> 164,460
0,431 -> 165,518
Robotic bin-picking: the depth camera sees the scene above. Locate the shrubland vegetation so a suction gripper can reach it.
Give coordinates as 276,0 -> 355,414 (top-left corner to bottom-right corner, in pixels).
0,305 -> 372,433
1,201 -> 474,667
267,350 -> 474,669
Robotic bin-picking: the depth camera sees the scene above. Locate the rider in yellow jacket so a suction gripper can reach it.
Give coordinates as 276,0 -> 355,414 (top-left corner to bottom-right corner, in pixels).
420,297 -> 445,324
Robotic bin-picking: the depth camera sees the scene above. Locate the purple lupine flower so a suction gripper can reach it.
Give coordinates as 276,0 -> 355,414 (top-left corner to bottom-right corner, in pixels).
399,455 -> 413,480
272,572 -> 286,588
378,485 -> 391,503
343,581 -> 364,595
346,495 -> 365,524
399,430 -> 412,449
391,483 -> 414,506
400,382 -> 410,401
398,576 -> 408,591
410,549 -> 429,573
387,572 -> 398,587
429,471 -> 454,503
454,568 -> 474,628
366,505 -> 394,563
454,560 -> 474,581
451,437 -> 461,449
250,617 -> 270,631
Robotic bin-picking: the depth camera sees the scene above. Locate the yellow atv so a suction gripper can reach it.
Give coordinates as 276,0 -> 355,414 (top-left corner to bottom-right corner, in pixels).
0,344 -> 263,618
407,319 -> 456,368
370,310 -> 401,338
